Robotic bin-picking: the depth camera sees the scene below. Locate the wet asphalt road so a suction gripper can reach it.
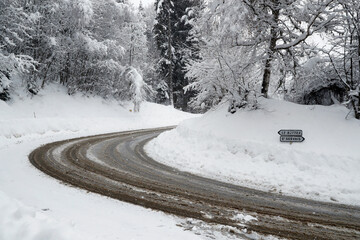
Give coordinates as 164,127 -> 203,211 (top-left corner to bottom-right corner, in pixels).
29,127 -> 360,239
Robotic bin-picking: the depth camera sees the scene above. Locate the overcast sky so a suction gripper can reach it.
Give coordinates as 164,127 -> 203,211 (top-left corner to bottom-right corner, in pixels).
129,0 -> 155,7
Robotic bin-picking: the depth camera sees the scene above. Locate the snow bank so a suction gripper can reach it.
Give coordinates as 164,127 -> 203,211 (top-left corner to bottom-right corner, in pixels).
146,98 -> 360,205
0,190 -> 89,240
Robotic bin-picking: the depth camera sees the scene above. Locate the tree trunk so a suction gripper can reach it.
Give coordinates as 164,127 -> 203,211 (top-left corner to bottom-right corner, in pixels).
261,56 -> 273,98
129,47 -> 133,66
129,25 -> 134,66
261,5 -> 280,98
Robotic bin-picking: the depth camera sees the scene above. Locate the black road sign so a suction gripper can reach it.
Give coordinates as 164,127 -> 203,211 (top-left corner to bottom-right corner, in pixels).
280,136 -> 305,142
278,129 -> 303,136
278,129 -> 305,143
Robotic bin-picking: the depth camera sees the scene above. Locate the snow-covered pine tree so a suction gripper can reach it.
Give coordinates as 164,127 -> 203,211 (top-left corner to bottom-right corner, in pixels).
154,0 -> 175,106
153,0 -> 201,110
172,0 -> 201,111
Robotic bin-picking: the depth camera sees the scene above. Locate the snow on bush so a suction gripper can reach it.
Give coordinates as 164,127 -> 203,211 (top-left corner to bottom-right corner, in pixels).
126,67 -> 153,112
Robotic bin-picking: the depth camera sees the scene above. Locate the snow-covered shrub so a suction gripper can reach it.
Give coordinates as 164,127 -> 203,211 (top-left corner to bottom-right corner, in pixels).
125,67 -> 154,112
292,60 -> 348,106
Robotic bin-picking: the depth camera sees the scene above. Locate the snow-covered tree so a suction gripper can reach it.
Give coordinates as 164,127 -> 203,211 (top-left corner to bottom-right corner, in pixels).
186,0 -> 336,112
125,67 -> 153,112
250,0 -> 335,98
154,0 -> 201,110
335,0 -> 360,119
154,0 -> 175,106
287,0 -> 360,119
0,0 -> 154,102
137,3 -> 168,105
172,0 -> 201,111
310,0 -> 360,119
0,0 -> 38,99
185,0 -> 261,111
119,12 -> 148,68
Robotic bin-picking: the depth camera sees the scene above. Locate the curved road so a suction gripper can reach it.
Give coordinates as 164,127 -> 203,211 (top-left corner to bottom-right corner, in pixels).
29,127 -> 360,239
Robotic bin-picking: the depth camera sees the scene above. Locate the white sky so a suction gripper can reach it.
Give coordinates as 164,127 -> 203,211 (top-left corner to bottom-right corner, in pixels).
129,0 -> 155,7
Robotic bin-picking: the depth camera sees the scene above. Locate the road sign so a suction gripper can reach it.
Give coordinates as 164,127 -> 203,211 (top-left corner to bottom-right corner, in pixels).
280,136 -> 305,142
278,129 -> 305,143
278,129 -> 303,136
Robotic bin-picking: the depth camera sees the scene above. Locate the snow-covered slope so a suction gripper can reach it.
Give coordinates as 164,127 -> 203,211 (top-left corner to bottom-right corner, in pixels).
0,85 -> 192,143
0,85 -> 202,240
146,98 -> 360,205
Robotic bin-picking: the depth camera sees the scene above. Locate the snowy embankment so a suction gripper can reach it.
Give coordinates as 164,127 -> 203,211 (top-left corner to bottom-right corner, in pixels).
0,85 -> 189,142
0,85 -> 201,240
146,98 -> 360,205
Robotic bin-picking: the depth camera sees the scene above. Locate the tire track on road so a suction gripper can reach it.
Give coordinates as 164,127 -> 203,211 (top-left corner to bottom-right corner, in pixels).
29,127 -> 360,239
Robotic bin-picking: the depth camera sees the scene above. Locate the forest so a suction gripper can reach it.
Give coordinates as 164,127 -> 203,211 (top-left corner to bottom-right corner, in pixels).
1,0 -> 359,118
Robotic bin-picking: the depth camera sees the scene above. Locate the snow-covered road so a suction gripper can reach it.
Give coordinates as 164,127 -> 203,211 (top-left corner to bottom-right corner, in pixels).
0,131 -> 204,240
29,127 -> 360,239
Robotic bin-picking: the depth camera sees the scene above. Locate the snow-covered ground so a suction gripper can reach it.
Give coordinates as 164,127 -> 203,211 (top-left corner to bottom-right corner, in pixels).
3,85 -> 358,240
0,85 -> 190,140
0,85 -> 211,240
146,98 -> 360,205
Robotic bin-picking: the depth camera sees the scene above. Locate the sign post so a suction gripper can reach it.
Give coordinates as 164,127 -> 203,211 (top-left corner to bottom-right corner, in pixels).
278,129 -> 305,143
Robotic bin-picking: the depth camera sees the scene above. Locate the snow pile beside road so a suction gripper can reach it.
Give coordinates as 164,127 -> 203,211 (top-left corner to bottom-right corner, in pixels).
0,190 -> 89,240
146,98 -> 360,205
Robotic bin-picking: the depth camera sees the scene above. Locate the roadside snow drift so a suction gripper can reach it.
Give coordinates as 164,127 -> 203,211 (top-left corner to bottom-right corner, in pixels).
0,190 -> 90,240
146,98 -> 360,205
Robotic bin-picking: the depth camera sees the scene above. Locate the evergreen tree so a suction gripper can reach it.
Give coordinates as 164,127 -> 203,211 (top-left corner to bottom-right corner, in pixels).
153,0 -> 200,110
173,0 -> 201,111
154,0 -> 175,106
